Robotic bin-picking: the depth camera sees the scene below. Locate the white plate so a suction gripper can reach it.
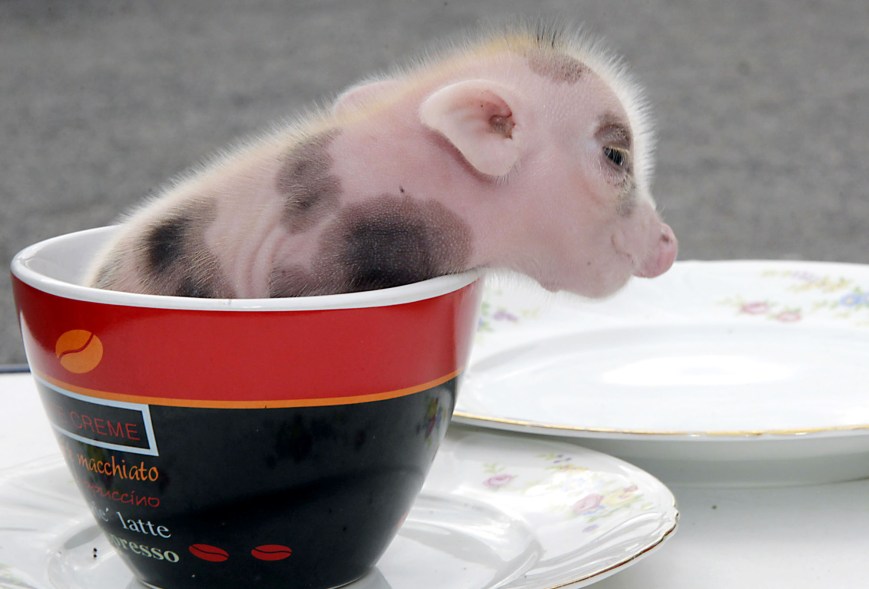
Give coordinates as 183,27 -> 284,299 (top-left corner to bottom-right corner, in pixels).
0,429 -> 677,589
455,261 -> 869,486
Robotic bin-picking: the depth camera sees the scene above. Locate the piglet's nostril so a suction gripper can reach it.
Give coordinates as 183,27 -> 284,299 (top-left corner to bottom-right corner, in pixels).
660,224 -> 676,246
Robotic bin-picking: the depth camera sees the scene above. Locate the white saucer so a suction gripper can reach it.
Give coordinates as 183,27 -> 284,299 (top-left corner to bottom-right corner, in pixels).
0,428 -> 677,589
456,261 -> 869,486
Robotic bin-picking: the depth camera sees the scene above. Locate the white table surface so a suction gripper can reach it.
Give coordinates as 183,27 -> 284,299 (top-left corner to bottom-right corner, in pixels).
2,372 -> 868,589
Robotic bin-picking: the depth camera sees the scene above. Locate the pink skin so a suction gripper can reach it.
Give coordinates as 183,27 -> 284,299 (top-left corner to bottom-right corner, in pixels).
322,50 -> 676,298
89,34 -> 677,298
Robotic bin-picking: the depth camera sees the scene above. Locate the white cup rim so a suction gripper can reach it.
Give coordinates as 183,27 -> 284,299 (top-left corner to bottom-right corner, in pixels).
11,226 -> 481,311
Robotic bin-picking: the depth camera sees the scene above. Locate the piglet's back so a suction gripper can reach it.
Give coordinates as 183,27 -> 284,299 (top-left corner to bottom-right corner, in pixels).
87,23 -> 676,299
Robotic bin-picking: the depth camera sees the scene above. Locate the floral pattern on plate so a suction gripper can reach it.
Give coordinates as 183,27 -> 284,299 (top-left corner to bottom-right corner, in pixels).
719,267 -> 869,326
456,261 -> 869,486
476,291 -> 542,334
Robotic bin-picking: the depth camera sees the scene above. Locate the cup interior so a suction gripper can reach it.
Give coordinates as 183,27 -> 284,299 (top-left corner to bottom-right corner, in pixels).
12,225 -> 480,311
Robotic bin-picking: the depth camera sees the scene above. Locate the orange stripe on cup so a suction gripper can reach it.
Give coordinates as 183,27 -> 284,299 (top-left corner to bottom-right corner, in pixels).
36,369 -> 462,409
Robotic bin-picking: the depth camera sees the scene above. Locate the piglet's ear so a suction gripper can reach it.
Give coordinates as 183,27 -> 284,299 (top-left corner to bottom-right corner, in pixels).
333,79 -> 401,116
419,80 -> 522,177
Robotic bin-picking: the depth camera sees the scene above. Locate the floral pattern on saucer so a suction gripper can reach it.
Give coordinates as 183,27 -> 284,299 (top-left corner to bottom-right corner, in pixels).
0,432 -> 678,589
480,451 -> 653,530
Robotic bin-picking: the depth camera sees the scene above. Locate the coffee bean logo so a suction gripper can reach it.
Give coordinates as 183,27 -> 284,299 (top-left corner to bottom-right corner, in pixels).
55,329 -> 104,374
188,544 -> 229,563
187,543 -> 293,563
251,544 -> 293,561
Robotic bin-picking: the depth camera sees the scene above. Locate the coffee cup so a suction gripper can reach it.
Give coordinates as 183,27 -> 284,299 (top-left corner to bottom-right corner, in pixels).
11,226 -> 481,589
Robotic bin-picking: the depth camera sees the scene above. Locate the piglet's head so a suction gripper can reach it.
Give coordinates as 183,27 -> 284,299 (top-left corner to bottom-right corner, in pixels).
417,58 -> 677,298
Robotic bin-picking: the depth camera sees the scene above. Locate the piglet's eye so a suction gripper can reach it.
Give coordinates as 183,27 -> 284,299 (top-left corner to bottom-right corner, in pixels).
603,146 -> 629,169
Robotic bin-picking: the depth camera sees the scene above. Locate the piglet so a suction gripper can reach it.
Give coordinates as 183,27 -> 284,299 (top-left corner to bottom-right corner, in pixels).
87,24 -> 677,299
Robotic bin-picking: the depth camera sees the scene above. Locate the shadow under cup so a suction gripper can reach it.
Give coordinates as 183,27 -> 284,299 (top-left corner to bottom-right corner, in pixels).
10,227 -> 482,589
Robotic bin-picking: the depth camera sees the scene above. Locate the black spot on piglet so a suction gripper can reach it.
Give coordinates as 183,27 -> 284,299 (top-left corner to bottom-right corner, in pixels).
344,216 -> 434,290
316,193 -> 472,292
277,130 -> 342,233
146,216 -> 189,273
134,202 -> 232,298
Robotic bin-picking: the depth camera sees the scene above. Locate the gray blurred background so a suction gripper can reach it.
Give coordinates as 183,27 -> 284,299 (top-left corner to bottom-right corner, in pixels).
2,0 -> 867,365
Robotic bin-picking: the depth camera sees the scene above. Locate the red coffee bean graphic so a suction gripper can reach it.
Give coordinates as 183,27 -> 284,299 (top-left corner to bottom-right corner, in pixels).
251,544 -> 293,561
189,544 -> 229,562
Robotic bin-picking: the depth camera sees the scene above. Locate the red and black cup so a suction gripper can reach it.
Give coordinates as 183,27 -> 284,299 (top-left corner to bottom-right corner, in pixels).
11,227 -> 482,589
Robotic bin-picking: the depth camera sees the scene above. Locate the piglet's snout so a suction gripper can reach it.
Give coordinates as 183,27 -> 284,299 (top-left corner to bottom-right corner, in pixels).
635,223 -> 678,278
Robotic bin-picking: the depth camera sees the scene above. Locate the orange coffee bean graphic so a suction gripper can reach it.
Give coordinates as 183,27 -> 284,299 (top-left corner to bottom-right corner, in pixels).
55,329 -> 104,374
